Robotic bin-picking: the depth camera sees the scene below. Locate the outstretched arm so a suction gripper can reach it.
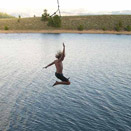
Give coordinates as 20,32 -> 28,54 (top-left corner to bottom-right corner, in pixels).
58,43 -> 65,62
43,61 -> 55,69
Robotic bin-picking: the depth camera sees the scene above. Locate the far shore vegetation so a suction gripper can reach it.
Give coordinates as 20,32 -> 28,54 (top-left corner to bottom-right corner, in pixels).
0,11 -> 131,32
0,12 -> 15,19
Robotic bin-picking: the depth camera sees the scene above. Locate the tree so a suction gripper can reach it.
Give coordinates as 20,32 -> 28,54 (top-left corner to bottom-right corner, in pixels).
48,15 -> 61,27
41,9 -> 49,21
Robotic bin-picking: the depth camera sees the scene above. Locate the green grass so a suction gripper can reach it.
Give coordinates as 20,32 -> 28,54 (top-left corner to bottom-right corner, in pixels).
0,15 -> 131,30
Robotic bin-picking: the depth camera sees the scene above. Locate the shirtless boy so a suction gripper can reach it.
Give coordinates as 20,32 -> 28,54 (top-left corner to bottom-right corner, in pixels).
44,43 -> 70,86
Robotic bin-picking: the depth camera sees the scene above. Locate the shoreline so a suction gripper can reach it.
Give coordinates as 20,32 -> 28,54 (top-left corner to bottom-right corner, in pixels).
0,30 -> 131,35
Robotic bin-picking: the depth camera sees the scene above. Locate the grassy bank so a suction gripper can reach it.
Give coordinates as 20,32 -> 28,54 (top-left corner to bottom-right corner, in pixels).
0,15 -> 131,31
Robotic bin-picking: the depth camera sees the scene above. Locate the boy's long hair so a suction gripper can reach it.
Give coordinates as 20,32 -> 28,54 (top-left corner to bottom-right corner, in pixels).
55,50 -> 62,59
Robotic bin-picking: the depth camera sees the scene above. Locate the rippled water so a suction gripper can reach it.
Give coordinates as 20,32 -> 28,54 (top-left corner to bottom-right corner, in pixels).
0,33 -> 131,131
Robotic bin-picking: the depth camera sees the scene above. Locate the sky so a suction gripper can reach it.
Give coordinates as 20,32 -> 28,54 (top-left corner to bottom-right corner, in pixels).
0,0 -> 131,17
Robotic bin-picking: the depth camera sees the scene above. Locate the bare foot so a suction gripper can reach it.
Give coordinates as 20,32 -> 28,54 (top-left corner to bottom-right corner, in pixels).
52,81 -> 59,87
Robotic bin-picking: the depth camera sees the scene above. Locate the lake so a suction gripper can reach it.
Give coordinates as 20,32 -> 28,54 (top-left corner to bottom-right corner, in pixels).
0,33 -> 131,131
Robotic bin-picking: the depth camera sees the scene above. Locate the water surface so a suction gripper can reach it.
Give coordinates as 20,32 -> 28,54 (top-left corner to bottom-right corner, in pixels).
0,33 -> 131,131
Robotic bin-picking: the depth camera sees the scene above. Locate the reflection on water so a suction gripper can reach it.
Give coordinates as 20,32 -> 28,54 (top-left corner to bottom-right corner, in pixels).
0,33 -> 131,131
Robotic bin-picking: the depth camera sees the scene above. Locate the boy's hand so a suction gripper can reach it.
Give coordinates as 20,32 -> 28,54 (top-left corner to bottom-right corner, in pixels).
43,66 -> 47,69
63,43 -> 65,47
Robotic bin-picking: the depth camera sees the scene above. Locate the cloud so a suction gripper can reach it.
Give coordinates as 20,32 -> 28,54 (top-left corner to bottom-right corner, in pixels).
110,10 -> 131,14
61,9 -> 131,16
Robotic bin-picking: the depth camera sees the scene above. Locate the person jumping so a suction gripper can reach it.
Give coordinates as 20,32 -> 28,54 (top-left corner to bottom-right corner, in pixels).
43,43 -> 70,86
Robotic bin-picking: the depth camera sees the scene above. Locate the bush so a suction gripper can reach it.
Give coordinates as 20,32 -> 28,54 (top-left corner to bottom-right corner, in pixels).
77,25 -> 84,31
125,25 -> 131,31
47,17 -> 54,26
4,26 -> 9,30
102,27 -> 106,31
53,15 -> 61,27
115,24 -> 120,31
118,21 -> 123,28
47,15 -> 61,27
17,19 -> 20,22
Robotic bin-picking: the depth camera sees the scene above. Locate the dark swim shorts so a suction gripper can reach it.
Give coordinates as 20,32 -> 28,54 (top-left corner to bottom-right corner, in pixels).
55,72 -> 68,82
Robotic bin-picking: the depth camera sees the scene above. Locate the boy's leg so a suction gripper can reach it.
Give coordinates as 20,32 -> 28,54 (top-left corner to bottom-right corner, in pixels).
53,73 -> 70,86
53,81 -> 70,86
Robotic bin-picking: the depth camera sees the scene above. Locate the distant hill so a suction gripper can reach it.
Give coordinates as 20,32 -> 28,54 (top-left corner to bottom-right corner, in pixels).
0,12 -> 15,18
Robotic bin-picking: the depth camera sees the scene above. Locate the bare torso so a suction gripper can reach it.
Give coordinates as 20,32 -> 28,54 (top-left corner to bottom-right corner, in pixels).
54,60 -> 63,74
